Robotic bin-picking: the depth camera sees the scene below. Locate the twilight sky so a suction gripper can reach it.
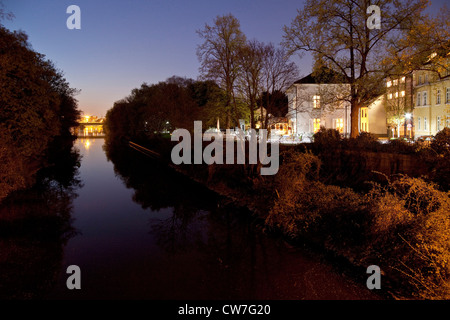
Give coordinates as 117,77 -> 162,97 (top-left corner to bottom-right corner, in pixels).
2,0 -> 447,117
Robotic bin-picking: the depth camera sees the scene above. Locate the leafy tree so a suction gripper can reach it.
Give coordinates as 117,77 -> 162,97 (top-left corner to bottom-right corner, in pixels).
0,25 -> 80,202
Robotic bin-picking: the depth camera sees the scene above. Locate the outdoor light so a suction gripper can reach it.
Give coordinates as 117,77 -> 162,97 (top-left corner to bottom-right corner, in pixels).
405,113 -> 412,119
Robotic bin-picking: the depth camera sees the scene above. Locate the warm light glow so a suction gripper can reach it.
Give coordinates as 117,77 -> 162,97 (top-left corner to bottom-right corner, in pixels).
335,118 -> 344,133
387,80 -> 392,87
313,118 -> 320,133
85,139 -> 91,149
405,113 -> 412,120
313,95 -> 320,109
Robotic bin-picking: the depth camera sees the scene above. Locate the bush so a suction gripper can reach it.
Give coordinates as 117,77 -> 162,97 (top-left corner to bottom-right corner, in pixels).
365,176 -> 450,299
265,149 -> 369,250
312,127 -> 341,150
431,127 -> 450,155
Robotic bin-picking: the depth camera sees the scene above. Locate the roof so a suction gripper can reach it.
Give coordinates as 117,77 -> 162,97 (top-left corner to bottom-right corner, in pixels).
294,67 -> 348,84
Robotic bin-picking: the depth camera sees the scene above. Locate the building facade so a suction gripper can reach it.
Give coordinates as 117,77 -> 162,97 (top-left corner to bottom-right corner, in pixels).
286,72 -> 387,139
413,68 -> 450,139
384,74 -> 415,138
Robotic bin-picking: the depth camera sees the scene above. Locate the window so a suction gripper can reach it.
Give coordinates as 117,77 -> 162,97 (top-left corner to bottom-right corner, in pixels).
437,116 -> 441,131
394,92 -> 399,98
424,117 -> 427,131
437,89 -> 441,104
388,93 -> 393,100
313,95 -> 320,109
400,91 -> 405,97
393,79 -> 398,86
425,74 -> 428,83
334,118 -> 344,133
447,88 -> 450,104
401,76 -> 406,83
417,92 -> 421,106
447,117 -> 450,128
360,107 -> 369,132
418,117 -> 421,130
423,91 -> 427,105
313,118 -> 320,133
386,80 -> 392,87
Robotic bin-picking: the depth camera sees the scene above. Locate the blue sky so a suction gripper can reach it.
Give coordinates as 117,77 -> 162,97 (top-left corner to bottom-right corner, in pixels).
2,0 -> 447,116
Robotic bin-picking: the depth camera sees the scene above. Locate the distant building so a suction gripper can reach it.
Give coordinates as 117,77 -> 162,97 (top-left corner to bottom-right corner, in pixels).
75,114 -> 105,137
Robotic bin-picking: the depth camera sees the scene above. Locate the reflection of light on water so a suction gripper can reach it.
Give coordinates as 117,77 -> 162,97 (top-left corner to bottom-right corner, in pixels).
84,139 -> 91,150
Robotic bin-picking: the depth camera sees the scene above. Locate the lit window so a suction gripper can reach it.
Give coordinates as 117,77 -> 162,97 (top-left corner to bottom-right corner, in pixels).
437,90 -> 441,104
313,118 -> 320,133
387,80 -> 392,87
313,95 -> 320,109
400,91 -> 405,97
401,76 -> 406,83
335,118 -> 344,133
393,79 -> 398,86
388,93 -> 393,99
394,92 -> 399,98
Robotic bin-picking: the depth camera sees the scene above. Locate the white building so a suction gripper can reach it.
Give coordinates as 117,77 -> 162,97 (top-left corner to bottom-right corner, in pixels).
286,71 -> 387,139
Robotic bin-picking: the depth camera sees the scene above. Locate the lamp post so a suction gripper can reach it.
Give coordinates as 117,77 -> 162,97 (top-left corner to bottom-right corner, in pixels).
405,112 -> 412,139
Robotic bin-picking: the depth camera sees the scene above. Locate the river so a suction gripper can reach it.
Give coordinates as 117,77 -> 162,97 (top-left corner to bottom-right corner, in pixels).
1,138 -> 382,300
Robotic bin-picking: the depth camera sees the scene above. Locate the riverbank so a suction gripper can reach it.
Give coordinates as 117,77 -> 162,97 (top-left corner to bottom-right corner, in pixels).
128,136 -> 450,300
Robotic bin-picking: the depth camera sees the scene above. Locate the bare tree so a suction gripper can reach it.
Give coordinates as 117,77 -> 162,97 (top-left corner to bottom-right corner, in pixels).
260,44 -> 299,129
197,14 -> 247,129
236,39 -> 266,129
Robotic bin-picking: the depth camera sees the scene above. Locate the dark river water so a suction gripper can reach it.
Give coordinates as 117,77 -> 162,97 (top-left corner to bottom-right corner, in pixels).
1,138 -> 382,300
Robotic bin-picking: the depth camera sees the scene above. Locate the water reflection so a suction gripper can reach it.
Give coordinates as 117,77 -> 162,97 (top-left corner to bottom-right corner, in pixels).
0,145 -> 81,299
103,141 -> 380,299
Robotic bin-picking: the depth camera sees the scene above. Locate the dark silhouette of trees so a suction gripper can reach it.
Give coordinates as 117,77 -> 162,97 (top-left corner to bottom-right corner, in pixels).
105,77 -> 226,145
0,25 -> 80,202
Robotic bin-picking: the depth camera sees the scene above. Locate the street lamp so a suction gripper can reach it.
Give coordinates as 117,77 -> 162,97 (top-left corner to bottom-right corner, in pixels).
405,113 -> 412,139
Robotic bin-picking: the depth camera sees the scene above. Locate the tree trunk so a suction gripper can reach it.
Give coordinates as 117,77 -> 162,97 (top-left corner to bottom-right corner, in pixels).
350,101 -> 360,138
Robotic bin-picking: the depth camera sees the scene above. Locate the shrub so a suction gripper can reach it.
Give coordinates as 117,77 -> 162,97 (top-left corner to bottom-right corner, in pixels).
312,127 -> 341,150
366,176 -> 450,299
431,127 -> 450,155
